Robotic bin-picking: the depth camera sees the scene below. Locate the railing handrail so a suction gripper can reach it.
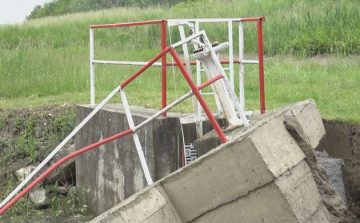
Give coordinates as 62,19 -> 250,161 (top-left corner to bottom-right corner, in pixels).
0,32 -> 229,216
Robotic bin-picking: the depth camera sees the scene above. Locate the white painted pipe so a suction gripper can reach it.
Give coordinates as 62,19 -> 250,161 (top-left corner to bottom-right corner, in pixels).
228,21 -> 234,90
93,60 -> 162,66
239,22 -> 245,110
171,30 -> 206,48
134,91 -> 192,132
90,28 -> 95,105
119,88 -> 153,185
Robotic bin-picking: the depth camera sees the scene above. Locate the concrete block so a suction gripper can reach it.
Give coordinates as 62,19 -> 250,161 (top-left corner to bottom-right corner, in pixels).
318,158 -> 346,203
162,114 -> 305,222
76,104 -> 181,216
89,185 -> 182,223
275,160 -> 331,222
281,99 -> 326,150
192,182 -> 298,223
193,161 -> 331,223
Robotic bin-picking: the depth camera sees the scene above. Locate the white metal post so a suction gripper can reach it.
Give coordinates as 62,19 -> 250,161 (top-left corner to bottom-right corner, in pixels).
119,88 -> 153,185
239,22 -> 245,110
195,21 -> 203,136
179,25 -> 202,138
90,28 -> 95,105
194,22 -> 223,115
228,21 -> 234,90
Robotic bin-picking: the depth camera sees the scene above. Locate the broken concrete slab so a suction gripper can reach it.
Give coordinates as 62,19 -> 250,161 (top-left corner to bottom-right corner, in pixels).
89,185 -> 182,223
86,99 -> 347,223
161,113 -> 316,223
192,161 -> 331,223
282,102 -> 359,223
318,120 -> 360,218
274,160 -> 331,223
280,99 -> 326,150
195,99 -> 325,158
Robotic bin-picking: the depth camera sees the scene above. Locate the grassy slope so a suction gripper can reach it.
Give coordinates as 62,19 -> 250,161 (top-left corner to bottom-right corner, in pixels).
0,0 -> 359,122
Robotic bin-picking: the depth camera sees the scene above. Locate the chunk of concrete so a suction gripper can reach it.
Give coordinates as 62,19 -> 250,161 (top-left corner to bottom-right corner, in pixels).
280,99 -> 326,150
318,158 -> 346,203
89,185 -> 182,223
162,114 -> 307,222
282,101 -> 359,222
195,99 -> 325,158
84,99 -> 359,223
29,189 -> 50,210
192,161 -> 331,223
15,166 -> 35,182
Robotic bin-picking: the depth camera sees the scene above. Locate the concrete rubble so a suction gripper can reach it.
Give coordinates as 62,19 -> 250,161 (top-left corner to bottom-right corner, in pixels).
15,165 -> 35,182
87,99 -> 360,223
29,189 -> 50,210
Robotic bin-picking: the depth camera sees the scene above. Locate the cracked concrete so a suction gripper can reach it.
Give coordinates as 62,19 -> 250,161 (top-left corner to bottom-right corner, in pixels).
85,99 -> 359,223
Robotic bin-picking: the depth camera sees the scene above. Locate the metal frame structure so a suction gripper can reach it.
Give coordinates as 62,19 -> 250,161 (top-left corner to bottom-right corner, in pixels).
89,17 -> 266,114
0,31 -> 230,216
0,17 -> 266,215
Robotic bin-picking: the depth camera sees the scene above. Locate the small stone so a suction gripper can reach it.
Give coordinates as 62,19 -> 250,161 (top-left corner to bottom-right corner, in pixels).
57,186 -> 68,195
29,189 -> 50,210
15,166 -> 35,181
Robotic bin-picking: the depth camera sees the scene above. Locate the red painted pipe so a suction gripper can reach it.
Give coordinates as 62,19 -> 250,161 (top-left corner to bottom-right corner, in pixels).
197,74 -> 224,90
240,17 -> 265,22
161,21 -> 167,117
169,48 -> 227,143
257,19 -> 266,114
0,129 -> 134,216
120,46 -> 172,88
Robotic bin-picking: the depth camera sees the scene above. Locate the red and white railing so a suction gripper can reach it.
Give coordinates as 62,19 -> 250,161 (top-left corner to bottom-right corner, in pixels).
89,17 -> 266,115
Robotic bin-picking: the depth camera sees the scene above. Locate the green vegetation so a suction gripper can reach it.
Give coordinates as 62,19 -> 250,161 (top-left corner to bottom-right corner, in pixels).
26,0 -> 71,20
0,0 -> 359,123
26,0 -> 185,20
0,106 -> 89,220
0,107 -> 76,166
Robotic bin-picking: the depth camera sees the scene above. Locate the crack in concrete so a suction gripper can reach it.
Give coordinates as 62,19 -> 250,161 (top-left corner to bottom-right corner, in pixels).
187,161 -> 302,223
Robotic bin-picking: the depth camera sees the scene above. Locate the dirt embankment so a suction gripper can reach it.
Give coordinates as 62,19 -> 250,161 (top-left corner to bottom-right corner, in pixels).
0,105 -> 77,216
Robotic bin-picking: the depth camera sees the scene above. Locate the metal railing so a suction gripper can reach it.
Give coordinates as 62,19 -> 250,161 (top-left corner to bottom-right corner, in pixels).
89,17 -> 266,115
0,17 -> 266,215
0,30 -> 229,216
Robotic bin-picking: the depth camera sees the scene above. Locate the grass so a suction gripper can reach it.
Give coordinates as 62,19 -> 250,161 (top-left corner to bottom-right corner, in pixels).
0,0 -> 360,122
1,54 -> 359,122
